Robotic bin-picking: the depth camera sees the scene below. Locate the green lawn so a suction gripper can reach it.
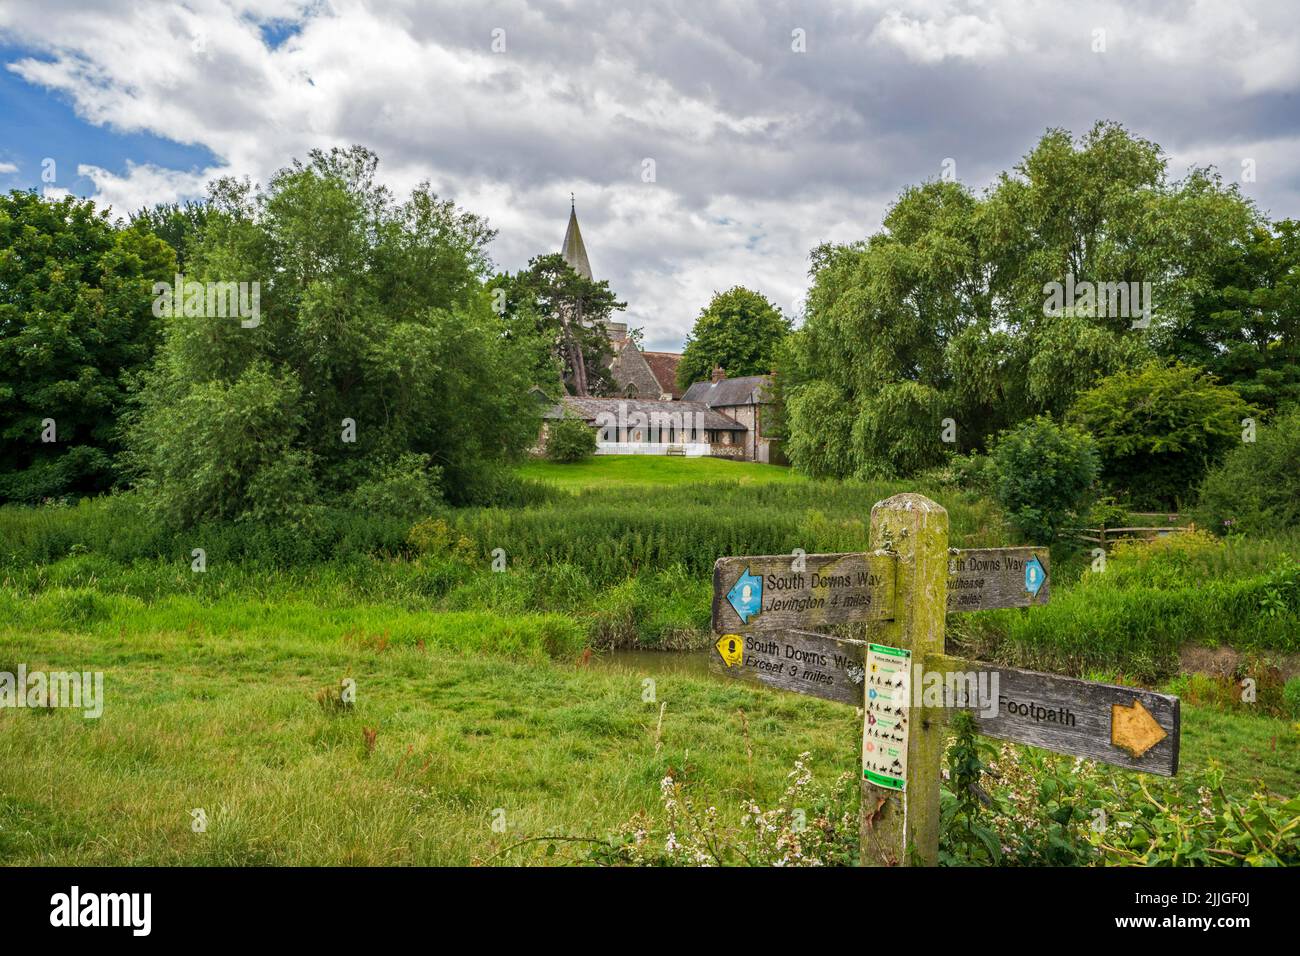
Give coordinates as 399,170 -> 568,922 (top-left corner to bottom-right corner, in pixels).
0,610 -> 857,865
517,454 -> 804,491
1,591 -> 1294,865
3,474 -> 1296,865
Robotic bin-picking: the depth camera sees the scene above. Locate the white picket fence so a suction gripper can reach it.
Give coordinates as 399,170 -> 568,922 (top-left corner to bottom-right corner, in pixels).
595,442 -> 712,457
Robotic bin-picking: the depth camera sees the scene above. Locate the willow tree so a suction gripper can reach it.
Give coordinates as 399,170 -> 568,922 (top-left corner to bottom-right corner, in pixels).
783,121 -> 1260,483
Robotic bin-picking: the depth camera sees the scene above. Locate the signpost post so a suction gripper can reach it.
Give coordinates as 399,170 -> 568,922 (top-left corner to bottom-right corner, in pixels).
858,493 -> 947,866
708,492 -> 1181,867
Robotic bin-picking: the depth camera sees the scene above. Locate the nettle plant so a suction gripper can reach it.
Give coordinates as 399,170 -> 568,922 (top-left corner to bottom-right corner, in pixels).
942,737 -> 1300,867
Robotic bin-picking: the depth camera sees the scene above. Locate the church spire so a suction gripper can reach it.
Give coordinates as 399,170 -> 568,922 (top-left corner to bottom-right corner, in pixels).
561,198 -> 593,280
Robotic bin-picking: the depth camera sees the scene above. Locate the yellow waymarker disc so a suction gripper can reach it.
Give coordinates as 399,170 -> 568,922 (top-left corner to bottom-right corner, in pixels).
715,634 -> 744,667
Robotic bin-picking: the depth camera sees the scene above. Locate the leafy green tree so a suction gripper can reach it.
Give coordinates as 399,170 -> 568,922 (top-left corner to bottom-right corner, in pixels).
677,287 -> 791,389
783,180 -> 989,477
783,380 -> 854,479
989,416 -> 1099,542
1069,362 -> 1256,509
545,413 -> 597,463
1195,404 -> 1300,536
0,190 -> 175,502
1158,219 -> 1300,412
492,253 -> 623,396
125,146 -> 538,525
129,200 -> 210,273
782,121 -> 1259,479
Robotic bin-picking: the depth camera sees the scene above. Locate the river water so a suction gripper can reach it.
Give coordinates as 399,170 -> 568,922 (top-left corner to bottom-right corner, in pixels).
588,648 -> 713,677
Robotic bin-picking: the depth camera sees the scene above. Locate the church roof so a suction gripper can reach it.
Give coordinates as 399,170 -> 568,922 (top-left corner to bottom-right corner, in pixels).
561,204 -> 592,279
641,351 -> 684,399
609,341 -> 664,398
681,374 -> 772,407
543,396 -> 747,432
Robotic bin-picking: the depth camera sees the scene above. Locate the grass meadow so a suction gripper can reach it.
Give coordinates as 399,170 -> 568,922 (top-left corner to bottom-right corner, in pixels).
517,454 -> 805,490
1,457 -> 1297,865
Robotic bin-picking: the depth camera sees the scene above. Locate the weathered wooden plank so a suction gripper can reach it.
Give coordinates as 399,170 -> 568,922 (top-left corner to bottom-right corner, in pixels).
946,547 -> 1050,612
709,629 -> 866,706
711,551 -> 896,633
928,655 -> 1180,776
860,494 -> 949,868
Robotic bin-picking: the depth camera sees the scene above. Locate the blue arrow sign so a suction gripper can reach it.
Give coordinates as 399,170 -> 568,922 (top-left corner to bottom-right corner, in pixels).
727,568 -> 763,624
1024,556 -> 1046,597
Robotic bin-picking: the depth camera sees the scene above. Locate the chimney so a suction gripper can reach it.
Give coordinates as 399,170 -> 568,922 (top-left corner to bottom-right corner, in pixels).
711,365 -> 726,383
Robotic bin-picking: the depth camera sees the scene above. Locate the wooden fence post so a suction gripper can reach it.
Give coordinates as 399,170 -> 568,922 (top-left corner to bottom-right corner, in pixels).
860,493 -> 948,866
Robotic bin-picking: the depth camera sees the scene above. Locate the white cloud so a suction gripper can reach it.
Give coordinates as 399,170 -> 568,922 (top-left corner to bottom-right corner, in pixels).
869,9 -> 1016,64
76,162 -> 223,218
0,0 -> 1297,349
0,161 -> 18,174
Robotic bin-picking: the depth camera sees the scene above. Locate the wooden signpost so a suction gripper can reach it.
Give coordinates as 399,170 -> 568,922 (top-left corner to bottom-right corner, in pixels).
708,493 -> 1181,866
936,656 -> 1179,776
711,551 -> 896,632
946,547 -> 1050,612
710,629 -> 867,706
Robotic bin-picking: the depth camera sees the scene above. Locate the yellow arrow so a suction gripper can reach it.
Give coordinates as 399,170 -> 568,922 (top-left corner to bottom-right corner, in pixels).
1111,699 -> 1167,758
715,634 -> 744,668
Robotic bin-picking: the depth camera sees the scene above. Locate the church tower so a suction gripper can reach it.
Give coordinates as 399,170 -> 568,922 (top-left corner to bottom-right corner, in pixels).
561,199 -> 625,346
560,197 -> 593,280
558,199 -> 679,400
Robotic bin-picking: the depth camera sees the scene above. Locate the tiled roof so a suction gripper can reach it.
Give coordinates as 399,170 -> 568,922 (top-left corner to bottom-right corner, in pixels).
680,374 -> 772,407
641,351 -> 683,399
543,396 -> 747,431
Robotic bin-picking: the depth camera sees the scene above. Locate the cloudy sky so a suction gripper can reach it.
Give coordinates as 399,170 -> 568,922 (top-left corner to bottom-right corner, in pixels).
1,1 -> 1297,351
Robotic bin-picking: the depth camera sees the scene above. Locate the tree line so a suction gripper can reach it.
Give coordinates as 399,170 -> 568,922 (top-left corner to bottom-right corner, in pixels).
0,142 -> 795,522
776,121 -> 1300,519
3,124 -> 1296,529
1,147 -> 544,523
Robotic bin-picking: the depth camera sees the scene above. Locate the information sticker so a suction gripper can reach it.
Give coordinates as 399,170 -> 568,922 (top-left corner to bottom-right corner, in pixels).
862,643 -> 911,791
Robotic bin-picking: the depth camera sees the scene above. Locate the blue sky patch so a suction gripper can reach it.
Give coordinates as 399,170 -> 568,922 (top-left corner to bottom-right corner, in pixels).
0,44 -> 219,205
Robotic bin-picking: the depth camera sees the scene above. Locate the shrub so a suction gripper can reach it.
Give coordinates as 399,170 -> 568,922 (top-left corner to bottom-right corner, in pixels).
1284,677 -> 1300,719
123,146 -> 539,527
1195,404 -> 1300,537
989,416 -> 1099,543
1082,495 -> 1131,530
407,517 -> 476,562
1070,361 -> 1256,509
126,362 -> 310,527
455,467 -> 560,508
348,453 -> 443,519
951,452 -> 996,495
545,414 -> 597,463
958,740 -> 1300,867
